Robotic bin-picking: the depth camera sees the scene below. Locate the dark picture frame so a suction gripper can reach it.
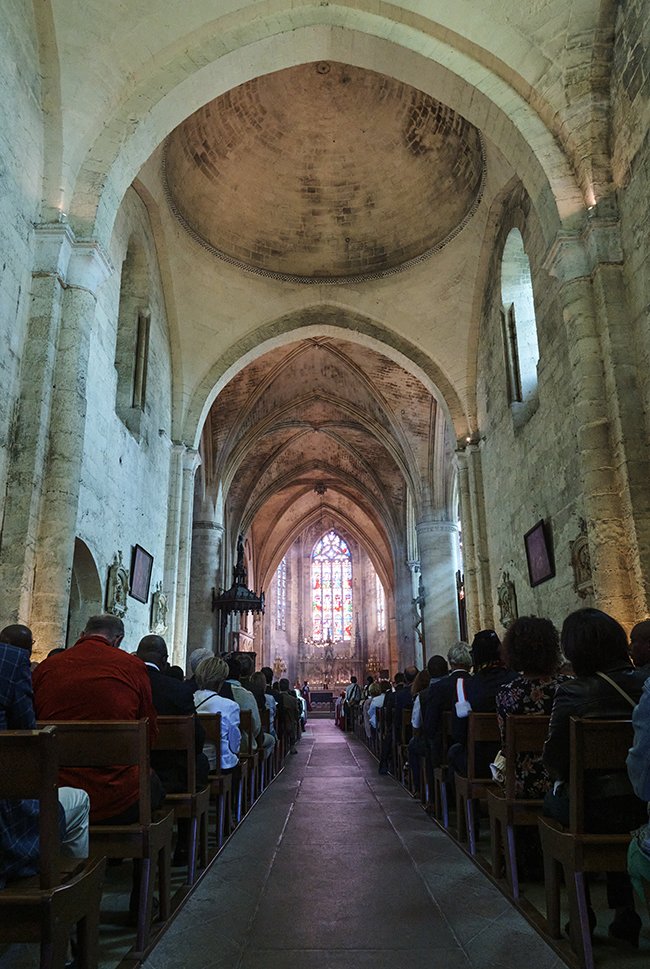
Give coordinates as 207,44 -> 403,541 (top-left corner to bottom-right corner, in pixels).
524,519 -> 555,587
129,544 -> 154,603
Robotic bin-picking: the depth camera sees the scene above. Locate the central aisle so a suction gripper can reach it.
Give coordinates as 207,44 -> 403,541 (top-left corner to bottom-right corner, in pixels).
143,721 -> 565,969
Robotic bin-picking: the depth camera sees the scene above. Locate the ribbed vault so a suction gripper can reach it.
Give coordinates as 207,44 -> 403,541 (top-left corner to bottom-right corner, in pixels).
205,336 -> 451,593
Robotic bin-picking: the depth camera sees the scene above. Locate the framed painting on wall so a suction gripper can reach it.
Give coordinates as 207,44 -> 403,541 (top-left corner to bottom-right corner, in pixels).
130,544 -> 154,603
524,519 -> 555,587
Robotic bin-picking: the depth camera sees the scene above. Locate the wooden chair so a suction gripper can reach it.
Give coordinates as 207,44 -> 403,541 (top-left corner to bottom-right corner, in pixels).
487,714 -> 550,897
261,707 -> 275,781
238,709 -> 259,815
537,718 -> 637,969
152,715 -> 210,885
0,728 -> 106,969
38,720 -> 173,958
433,711 -> 453,827
454,712 -> 500,855
396,708 -> 413,789
198,713 -> 234,848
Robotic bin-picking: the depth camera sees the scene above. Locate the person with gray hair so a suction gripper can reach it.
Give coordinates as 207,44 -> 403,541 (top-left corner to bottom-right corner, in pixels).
193,657 -> 241,772
422,641 -> 473,767
186,647 -> 213,693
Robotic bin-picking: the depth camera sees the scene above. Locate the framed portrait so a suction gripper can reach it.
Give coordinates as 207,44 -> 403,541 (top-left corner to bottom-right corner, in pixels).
129,544 -> 154,603
524,519 -> 555,587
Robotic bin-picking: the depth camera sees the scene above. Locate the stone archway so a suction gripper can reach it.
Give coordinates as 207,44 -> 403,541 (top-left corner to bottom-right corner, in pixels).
66,539 -> 103,649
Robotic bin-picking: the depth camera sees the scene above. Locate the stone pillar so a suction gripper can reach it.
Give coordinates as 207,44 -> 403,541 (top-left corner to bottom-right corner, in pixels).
455,449 -> 480,639
17,226 -> 112,655
0,225 -> 72,630
544,227 -> 639,623
187,515 -> 223,660
164,445 -> 201,667
465,443 -> 493,630
415,517 -> 460,660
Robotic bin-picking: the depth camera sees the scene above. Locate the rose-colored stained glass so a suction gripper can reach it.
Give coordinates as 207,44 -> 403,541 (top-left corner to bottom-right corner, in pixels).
312,530 -> 352,641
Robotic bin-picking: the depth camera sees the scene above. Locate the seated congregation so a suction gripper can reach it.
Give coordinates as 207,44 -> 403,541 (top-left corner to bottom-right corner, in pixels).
0,615 -> 305,968
351,607 -> 650,969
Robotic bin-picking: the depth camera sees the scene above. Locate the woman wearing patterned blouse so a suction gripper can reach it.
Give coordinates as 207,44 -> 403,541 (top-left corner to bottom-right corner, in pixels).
496,616 -> 570,799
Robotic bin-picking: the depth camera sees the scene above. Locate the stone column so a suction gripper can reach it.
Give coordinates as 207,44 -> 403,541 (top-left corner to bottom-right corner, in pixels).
164,444 -> 202,666
170,448 -> 201,667
465,443 -> 493,630
544,226 -> 638,623
25,227 -> 112,654
415,517 -> 460,660
455,449 -> 480,639
0,225 -> 73,631
187,516 -> 223,660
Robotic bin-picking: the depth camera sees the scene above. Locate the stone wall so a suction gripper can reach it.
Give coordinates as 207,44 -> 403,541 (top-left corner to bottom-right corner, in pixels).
0,4 -> 42,519
613,0 -> 650,438
473,183 -> 586,636
73,188 -> 173,649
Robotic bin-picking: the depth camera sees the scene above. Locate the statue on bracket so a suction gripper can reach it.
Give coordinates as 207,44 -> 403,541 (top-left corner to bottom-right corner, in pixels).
570,518 -> 594,599
150,582 -> 168,635
106,550 -> 128,618
497,570 -> 517,628
412,573 -> 425,646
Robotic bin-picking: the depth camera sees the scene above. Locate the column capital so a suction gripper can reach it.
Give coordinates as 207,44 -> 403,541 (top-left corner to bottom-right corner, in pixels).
33,222 -> 113,291
193,520 -> 224,532
182,447 -> 202,475
416,519 -> 459,537
542,218 -> 623,284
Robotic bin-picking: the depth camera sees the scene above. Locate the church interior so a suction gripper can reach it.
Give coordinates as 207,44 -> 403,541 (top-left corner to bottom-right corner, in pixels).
0,0 -> 649,967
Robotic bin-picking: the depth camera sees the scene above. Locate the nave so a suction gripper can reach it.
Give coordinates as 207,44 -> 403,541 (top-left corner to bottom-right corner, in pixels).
141,720 -> 563,969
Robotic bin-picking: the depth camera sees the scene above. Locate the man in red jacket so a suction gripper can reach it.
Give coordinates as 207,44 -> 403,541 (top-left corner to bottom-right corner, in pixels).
33,613 -> 160,823
33,613 -> 164,921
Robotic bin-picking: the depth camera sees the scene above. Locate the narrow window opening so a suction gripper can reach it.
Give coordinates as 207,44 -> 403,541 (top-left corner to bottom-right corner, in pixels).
132,310 -> 150,410
500,228 -> 539,415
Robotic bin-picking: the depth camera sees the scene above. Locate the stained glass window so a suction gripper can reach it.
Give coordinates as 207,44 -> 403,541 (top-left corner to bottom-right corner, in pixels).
275,557 -> 286,630
376,573 -> 386,631
312,530 -> 352,642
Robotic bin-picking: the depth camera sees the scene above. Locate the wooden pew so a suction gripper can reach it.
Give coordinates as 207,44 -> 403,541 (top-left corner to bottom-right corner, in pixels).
38,720 -> 173,958
152,715 -> 210,886
454,712 -> 500,855
538,717 -> 639,969
0,727 -> 106,969
486,714 -> 550,897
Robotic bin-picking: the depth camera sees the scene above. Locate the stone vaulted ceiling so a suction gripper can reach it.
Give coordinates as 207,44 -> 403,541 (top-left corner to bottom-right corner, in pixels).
206,338 -> 444,588
164,61 -> 485,281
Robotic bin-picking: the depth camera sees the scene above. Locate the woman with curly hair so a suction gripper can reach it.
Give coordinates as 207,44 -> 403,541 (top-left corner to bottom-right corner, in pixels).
496,616 -> 570,799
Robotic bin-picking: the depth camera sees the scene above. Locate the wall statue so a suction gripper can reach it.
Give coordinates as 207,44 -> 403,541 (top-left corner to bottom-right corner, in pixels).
150,582 -> 168,634
497,570 -> 517,628
107,550 -> 129,618
569,518 -> 594,599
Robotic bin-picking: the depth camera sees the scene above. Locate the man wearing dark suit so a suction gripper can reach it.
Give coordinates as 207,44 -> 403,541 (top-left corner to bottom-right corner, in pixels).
136,636 -> 209,867
422,642 -> 472,766
136,636 -> 209,795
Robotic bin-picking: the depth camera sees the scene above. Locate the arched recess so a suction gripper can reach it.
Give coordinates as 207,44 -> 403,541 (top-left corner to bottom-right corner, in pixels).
500,228 -> 539,408
114,234 -> 151,436
66,539 -> 103,647
67,11 -> 582,249
185,307 -> 467,448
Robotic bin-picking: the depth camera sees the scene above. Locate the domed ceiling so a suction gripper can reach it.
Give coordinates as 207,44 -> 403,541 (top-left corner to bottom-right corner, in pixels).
164,62 -> 485,282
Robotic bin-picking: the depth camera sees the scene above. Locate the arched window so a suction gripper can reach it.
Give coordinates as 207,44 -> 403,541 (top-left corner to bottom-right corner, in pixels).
275,557 -> 287,630
375,573 -> 386,632
500,228 -> 539,407
312,530 -> 352,642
